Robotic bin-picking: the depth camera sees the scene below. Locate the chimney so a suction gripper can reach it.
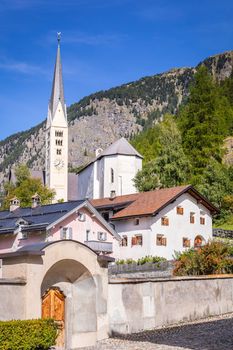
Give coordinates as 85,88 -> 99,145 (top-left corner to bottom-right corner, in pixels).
95,148 -> 103,157
10,197 -> 20,212
31,193 -> 41,208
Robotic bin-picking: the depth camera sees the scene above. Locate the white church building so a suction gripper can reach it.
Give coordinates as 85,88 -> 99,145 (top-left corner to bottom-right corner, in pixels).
77,138 -> 143,200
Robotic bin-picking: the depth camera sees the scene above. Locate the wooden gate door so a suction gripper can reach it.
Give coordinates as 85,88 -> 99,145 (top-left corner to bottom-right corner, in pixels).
42,288 -> 65,348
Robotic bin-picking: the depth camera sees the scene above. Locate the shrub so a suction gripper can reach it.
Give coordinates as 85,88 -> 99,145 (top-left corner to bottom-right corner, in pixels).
174,241 -> 233,276
116,255 -> 166,266
137,255 -> 166,265
0,319 -> 58,350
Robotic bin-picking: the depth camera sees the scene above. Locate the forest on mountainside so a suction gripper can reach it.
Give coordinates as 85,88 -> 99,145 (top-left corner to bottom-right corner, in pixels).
132,66 -> 233,227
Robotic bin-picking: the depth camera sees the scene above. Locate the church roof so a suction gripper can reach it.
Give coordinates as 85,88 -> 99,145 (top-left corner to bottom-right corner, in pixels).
49,40 -> 65,118
78,137 -> 143,174
100,137 -> 143,158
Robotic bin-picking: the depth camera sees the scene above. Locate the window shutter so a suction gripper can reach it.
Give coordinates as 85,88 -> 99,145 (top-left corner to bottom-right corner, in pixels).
60,228 -> 64,239
68,227 -> 73,239
132,236 -> 137,246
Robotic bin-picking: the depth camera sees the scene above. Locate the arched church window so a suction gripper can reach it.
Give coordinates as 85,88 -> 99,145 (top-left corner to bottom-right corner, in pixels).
111,168 -> 114,183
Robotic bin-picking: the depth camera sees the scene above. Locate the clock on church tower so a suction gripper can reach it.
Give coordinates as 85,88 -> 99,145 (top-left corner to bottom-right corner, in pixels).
45,35 -> 68,202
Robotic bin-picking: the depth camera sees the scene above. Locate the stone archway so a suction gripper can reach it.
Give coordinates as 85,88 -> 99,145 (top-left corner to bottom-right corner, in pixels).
7,240 -> 110,349
41,258 -> 97,350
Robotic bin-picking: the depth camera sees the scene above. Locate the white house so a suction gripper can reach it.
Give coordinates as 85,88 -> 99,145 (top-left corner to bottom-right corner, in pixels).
92,185 -> 218,260
77,138 -> 143,200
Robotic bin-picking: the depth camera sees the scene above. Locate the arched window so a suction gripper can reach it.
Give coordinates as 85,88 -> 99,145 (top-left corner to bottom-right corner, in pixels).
194,235 -> 205,248
111,168 -> 114,183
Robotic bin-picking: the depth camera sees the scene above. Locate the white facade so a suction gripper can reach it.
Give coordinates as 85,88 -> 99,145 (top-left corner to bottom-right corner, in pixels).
46,102 -> 68,202
78,139 -> 143,200
110,193 -> 213,260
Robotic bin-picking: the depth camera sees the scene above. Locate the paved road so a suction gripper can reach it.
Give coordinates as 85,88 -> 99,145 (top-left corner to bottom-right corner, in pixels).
81,313 -> 233,350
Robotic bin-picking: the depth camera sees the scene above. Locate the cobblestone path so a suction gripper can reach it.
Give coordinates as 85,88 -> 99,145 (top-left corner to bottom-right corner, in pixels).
81,313 -> 233,350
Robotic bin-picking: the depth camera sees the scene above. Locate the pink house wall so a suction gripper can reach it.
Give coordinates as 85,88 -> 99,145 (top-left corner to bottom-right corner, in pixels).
0,207 -> 119,255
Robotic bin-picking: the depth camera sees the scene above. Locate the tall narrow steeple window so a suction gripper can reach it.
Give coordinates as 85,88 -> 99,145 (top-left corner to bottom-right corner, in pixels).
111,168 -> 114,183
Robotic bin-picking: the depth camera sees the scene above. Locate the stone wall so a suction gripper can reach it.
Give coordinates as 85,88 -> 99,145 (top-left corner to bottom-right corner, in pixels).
0,278 -> 26,321
109,261 -> 173,280
108,275 -> 233,334
213,228 -> 233,239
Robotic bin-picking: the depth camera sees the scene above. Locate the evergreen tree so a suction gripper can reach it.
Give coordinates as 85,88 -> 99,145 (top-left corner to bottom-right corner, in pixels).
134,115 -> 191,191
178,66 -> 233,172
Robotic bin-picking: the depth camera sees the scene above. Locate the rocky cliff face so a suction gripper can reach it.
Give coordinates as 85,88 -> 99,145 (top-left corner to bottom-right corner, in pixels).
1,50 -> 233,186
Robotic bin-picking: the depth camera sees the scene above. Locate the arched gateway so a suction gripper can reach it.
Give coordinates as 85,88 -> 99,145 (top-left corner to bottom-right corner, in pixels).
0,240 -> 111,349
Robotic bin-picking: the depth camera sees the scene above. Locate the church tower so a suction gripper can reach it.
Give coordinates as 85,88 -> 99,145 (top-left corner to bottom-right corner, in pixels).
45,34 -> 68,202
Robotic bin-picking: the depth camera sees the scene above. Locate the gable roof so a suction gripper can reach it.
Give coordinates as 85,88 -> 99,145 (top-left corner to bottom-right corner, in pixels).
78,137 -> 143,174
92,185 -> 218,220
0,200 -> 120,240
100,138 -> 143,159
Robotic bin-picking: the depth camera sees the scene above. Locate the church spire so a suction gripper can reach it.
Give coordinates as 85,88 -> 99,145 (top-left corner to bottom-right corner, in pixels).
49,33 -> 66,119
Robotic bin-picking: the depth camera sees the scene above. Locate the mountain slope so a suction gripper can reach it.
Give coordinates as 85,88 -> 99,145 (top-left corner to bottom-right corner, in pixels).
1,50 -> 233,186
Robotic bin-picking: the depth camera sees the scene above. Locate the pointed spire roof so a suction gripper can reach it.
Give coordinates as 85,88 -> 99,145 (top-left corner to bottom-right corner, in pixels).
49,34 -> 65,118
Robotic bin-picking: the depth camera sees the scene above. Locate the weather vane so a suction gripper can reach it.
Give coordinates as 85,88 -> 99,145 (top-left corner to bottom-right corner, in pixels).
57,32 -> 61,43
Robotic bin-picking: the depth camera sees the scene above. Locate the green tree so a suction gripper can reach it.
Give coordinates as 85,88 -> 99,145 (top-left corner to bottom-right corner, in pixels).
134,115 -> 191,191
2,165 -> 55,209
178,66 -> 233,172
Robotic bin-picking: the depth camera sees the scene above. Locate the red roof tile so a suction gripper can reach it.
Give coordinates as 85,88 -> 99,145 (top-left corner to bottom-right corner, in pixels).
91,185 -> 218,220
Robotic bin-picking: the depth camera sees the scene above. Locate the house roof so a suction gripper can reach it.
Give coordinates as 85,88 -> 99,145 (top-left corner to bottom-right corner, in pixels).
78,138 -> 143,174
100,137 -> 143,159
0,200 -> 120,240
91,185 -> 219,220
0,200 -> 85,234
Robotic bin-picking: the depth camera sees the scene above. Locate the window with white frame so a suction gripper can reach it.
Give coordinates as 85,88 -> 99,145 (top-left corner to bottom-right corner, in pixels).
156,234 -> 167,246
98,231 -> 107,241
161,216 -> 169,226
176,206 -> 184,215
131,234 -> 143,246
121,235 -> 128,247
60,227 -> 73,240
86,229 -> 90,241
190,212 -> 195,224
183,237 -> 191,248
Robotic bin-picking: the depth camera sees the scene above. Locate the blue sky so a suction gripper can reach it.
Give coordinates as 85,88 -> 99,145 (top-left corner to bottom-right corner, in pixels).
0,0 -> 233,140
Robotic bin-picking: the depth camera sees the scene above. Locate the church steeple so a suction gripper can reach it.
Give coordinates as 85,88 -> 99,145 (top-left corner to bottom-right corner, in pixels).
49,33 -> 66,119
45,33 -> 68,203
